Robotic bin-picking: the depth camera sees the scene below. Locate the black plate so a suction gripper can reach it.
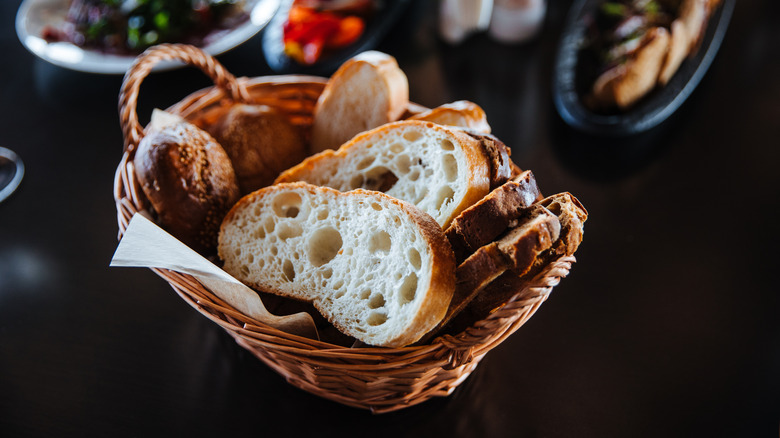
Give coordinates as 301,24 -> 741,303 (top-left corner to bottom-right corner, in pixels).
552,0 -> 735,137
262,0 -> 411,76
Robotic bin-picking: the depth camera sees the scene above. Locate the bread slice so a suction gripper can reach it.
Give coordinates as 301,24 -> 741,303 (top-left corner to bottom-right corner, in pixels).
591,26 -> 671,110
218,182 -> 456,347
408,100 -> 492,134
463,132 -> 514,190
536,192 -> 587,258
276,120 -> 492,229
460,192 -> 587,323
421,205 -> 560,340
659,19 -> 690,86
311,51 -> 409,153
445,170 -> 543,263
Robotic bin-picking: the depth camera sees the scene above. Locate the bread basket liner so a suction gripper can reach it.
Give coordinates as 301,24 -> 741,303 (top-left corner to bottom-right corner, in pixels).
114,44 -> 577,413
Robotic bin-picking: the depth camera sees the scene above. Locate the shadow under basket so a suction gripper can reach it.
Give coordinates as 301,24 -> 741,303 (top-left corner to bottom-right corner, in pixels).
114,44 -> 576,414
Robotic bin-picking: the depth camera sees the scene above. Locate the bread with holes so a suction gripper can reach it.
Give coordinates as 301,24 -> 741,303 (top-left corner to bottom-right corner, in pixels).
311,51 -> 409,153
275,120 -> 492,229
218,182 -> 456,347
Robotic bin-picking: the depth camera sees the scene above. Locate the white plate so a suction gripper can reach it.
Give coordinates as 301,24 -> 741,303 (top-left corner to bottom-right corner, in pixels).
16,0 -> 280,74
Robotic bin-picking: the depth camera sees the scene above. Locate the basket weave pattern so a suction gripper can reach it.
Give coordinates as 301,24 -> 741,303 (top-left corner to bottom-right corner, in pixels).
113,44 -> 574,413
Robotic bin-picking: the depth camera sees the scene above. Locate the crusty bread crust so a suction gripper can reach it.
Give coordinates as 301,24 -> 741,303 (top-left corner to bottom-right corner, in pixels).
462,131 -> 514,190
421,205 -> 560,340
218,182 -> 455,347
134,121 -> 239,255
408,100 -> 492,134
207,104 -> 307,194
276,120 -> 491,229
311,51 -> 409,153
445,170 -> 542,263
460,192 -> 587,323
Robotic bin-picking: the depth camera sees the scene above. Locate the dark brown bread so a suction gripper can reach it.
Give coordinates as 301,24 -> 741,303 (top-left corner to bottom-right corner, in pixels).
423,205 -> 560,340
460,192 -> 588,324
536,192 -> 588,258
463,132 -> 514,190
445,170 -> 543,263
207,104 -> 308,195
134,122 -> 240,255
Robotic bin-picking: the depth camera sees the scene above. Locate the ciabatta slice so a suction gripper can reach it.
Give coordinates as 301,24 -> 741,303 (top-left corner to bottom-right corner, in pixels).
218,182 -> 456,347
311,51 -> 409,153
276,120 -> 492,229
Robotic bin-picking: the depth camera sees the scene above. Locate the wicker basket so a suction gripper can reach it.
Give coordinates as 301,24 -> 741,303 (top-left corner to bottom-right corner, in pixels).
114,44 -> 576,413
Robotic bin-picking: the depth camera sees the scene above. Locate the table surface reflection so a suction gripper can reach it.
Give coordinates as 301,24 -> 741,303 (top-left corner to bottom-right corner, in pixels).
1,1 -> 779,436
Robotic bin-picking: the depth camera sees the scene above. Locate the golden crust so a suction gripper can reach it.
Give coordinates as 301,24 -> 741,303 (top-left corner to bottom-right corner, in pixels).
659,20 -> 691,85
311,51 -> 409,153
408,100 -> 492,134
276,120 -> 491,229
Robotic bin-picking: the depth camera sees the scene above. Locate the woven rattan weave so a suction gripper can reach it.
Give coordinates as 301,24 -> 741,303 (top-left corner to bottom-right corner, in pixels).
113,44 -> 575,413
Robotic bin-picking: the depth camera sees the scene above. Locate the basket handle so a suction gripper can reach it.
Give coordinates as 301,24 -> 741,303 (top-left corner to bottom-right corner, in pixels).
118,43 -> 250,153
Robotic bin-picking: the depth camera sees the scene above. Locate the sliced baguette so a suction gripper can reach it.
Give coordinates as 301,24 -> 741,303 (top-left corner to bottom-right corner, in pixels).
445,170 -> 543,263
422,205 -> 560,340
464,132 -> 514,190
311,51 -> 409,153
460,192 -> 587,323
218,182 -> 456,347
276,120 -> 492,229
408,100 -> 492,134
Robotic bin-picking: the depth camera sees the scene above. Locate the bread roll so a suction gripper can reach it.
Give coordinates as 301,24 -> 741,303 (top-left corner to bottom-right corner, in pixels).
207,104 -> 308,195
134,121 -> 240,254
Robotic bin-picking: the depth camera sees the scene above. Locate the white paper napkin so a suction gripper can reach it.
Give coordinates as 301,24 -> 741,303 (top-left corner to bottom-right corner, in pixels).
110,213 -> 318,339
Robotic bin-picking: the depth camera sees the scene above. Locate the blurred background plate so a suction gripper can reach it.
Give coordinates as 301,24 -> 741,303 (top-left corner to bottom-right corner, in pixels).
262,0 -> 411,76
15,0 -> 280,74
553,0 -> 735,137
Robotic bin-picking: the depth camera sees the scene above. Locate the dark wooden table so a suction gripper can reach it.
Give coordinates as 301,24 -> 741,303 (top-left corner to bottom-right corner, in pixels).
1,1 -> 778,436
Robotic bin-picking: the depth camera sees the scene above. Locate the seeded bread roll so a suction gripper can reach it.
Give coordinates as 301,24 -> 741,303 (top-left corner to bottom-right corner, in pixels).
276,120 -> 491,229
311,51 -> 409,153
207,104 -> 307,195
218,182 -> 456,347
134,120 -> 240,254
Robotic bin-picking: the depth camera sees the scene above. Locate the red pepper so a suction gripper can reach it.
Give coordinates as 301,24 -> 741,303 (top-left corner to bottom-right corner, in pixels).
283,4 -> 367,65
326,15 -> 364,48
